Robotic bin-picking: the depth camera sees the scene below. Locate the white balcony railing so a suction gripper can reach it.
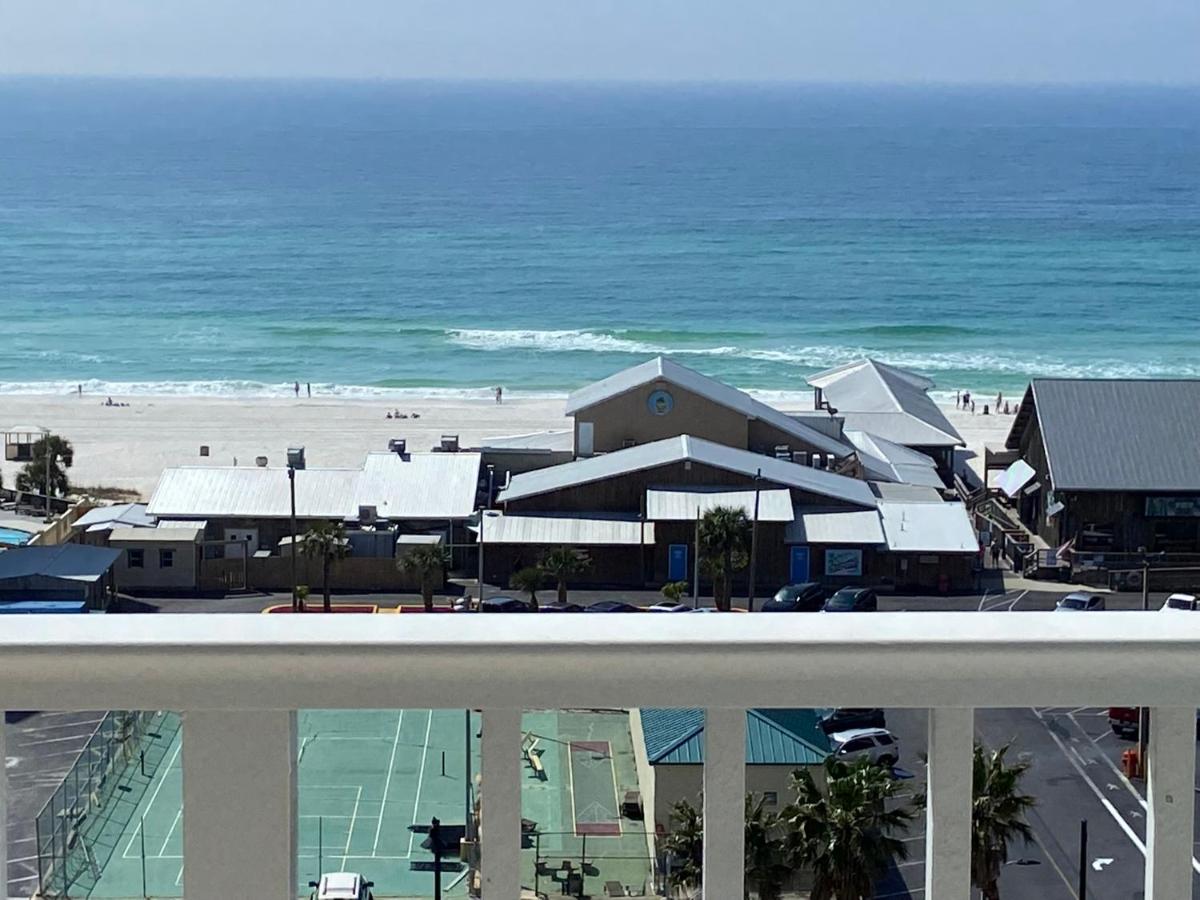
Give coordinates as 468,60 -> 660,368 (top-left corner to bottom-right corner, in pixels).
2,612 -> 1198,900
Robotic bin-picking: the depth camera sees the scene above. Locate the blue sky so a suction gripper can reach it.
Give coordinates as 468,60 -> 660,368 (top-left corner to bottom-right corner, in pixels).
2,0 -> 1198,83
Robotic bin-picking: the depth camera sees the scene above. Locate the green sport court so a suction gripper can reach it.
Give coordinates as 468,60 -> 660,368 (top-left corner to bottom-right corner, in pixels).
78,709 -> 650,898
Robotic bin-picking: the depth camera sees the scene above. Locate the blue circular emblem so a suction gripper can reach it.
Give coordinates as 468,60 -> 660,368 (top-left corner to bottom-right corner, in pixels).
647,389 -> 674,416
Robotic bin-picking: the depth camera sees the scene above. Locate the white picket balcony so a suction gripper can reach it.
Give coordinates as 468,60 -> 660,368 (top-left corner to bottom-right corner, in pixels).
1,612 -> 1198,900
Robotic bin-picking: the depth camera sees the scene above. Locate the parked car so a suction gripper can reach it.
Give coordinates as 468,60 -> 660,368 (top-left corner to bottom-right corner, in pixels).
648,601 -> 691,613
309,873 -> 374,900
480,595 -> 533,612
539,602 -> 584,612
585,600 -> 641,613
1109,706 -> 1200,740
829,728 -> 900,768
818,708 -> 887,735
822,587 -> 878,612
1054,591 -> 1106,612
761,582 -> 826,612
1161,593 -> 1200,611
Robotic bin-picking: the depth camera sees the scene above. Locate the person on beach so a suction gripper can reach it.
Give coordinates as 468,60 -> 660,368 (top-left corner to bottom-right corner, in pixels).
955,390 -> 961,409
77,383 -> 83,396
971,399 -> 976,414
996,391 -> 1002,409
495,386 -> 503,404
306,382 -> 311,398
293,381 -> 300,398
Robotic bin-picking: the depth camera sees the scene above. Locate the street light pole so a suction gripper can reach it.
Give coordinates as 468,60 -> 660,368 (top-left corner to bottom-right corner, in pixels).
748,468 -> 762,612
692,505 -> 701,609
289,465 -> 298,612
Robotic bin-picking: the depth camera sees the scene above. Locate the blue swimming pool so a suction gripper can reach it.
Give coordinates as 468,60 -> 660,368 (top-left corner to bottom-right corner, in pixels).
0,526 -> 34,545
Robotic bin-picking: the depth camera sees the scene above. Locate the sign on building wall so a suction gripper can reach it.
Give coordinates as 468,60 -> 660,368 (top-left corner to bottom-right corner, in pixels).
1145,496 -> 1200,518
824,548 -> 863,577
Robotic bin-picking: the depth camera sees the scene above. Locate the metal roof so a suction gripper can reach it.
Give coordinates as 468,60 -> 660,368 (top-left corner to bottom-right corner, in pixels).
109,526 -> 203,543
870,483 -> 945,503
479,430 -> 574,452
75,503 -> 155,531
0,545 -> 121,583
640,707 -> 830,766
498,435 -> 877,508
786,508 -> 886,545
645,487 -> 794,522
472,512 -> 654,546
807,359 -> 963,447
878,501 -> 978,553
146,453 -> 480,522
156,519 -> 208,530
846,431 -> 944,488
354,452 -> 481,520
148,467 -> 361,520
1009,379 -> 1200,492
396,533 -> 445,545
996,459 -> 1037,499
565,357 -> 851,456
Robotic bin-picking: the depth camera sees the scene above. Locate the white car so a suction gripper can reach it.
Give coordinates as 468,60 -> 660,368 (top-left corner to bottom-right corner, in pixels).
1162,593 -> 1200,611
1054,591 -> 1106,612
830,728 -> 900,768
309,873 -> 374,900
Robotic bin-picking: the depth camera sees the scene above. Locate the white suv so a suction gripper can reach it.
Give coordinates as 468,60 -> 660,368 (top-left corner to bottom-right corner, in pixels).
1162,593 -> 1200,611
309,873 -> 374,900
830,728 -> 900,768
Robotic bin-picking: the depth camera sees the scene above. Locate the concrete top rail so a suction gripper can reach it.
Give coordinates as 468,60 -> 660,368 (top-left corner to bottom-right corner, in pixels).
2,612 -> 1198,711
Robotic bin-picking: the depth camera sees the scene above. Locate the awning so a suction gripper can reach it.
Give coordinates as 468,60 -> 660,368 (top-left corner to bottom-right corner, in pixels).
645,487 -> 793,522
470,513 -> 654,546
396,533 -> 444,546
786,508 -> 886,545
996,459 -> 1036,498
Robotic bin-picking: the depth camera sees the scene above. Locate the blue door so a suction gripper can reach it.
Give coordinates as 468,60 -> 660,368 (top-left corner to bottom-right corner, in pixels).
789,546 -> 811,582
668,544 -> 688,581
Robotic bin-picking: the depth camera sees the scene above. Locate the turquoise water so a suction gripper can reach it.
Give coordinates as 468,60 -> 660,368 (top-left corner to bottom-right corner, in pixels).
1,80 -> 1197,400
0,527 -> 33,545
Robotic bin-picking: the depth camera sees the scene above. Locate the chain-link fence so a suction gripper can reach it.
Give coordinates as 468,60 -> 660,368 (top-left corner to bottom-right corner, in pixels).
523,829 -> 655,898
35,710 -> 177,898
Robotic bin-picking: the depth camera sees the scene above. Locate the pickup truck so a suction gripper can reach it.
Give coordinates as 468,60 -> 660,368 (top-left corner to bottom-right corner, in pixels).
1108,707 -> 1200,740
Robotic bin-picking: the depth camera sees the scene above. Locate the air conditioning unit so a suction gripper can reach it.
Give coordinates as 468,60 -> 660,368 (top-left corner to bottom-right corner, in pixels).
255,456 -> 269,468
792,451 -> 809,466
286,446 -> 306,469
358,505 -> 377,525
388,438 -> 407,455
774,444 -> 791,460
440,434 -> 460,453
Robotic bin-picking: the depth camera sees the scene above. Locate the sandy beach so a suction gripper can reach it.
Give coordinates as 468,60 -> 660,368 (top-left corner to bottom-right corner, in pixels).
0,391 -> 1014,501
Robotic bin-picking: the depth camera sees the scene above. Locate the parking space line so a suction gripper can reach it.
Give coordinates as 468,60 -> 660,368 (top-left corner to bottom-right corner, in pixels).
1029,830 -> 1079,900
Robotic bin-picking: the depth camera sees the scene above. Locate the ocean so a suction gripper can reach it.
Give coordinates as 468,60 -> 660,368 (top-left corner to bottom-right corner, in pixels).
1,78 -> 1197,402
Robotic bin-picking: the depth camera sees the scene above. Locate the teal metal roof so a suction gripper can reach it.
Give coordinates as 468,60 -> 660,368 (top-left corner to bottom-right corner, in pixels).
640,708 -> 831,766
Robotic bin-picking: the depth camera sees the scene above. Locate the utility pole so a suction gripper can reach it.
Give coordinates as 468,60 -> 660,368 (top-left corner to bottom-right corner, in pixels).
747,468 -> 762,611
288,465 -> 299,612
1077,819 -> 1088,899
1138,552 -> 1150,769
692,506 -> 701,609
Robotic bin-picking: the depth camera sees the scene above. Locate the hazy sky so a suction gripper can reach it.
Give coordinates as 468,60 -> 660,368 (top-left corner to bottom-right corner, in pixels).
2,0 -> 1198,84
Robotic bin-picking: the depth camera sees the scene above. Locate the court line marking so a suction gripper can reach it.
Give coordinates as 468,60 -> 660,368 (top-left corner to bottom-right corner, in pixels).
372,710 -> 405,855
122,737 -> 182,858
606,742 -> 622,835
340,786 -> 363,870
566,740 -> 578,835
159,808 -> 182,857
407,710 -> 435,856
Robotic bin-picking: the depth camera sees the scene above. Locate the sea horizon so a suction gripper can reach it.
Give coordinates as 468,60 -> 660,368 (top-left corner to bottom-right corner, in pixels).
2,78 -> 1197,400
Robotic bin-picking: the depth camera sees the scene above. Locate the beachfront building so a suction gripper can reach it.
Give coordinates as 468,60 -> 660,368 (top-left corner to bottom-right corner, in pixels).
143,450 -> 482,592
0,544 -> 120,610
71,502 -> 155,545
807,358 -> 964,478
108,525 -> 204,593
1000,379 -> 1200,565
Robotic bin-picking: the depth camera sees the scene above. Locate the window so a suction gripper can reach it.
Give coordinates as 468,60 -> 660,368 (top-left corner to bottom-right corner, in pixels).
159,549 -> 175,568
128,549 -> 144,568
842,738 -> 873,753
877,735 -> 895,746
762,791 -> 778,806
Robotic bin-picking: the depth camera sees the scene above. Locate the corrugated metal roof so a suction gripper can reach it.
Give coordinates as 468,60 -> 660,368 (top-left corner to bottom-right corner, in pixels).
480,430 -> 574,452
355,452 -> 481,520
156,519 -> 208,530
0,545 -> 121,583
109,527 -> 202,543
1018,379 -> 1200,492
148,467 -> 361,520
807,359 -> 963,448
498,435 -> 877,508
565,357 -> 851,456
786,508 -> 886,545
645,487 -> 794,522
878,501 -> 978,553
870,483 -> 945,503
473,512 -> 654,546
846,431 -> 944,488
640,708 -> 830,766
147,453 -> 480,522
396,533 -> 445,545
75,503 -> 154,531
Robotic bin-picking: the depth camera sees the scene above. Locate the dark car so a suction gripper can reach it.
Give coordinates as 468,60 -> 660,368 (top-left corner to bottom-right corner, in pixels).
818,708 -> 887,735
761,582 -> 826,612
539,602 -> 584,613
822,587 -> 878,612
585,600 -> 641,613
480,595 -> 533,612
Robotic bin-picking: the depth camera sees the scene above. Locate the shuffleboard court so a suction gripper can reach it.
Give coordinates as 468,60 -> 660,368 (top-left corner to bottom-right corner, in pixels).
568,741 -> 621,836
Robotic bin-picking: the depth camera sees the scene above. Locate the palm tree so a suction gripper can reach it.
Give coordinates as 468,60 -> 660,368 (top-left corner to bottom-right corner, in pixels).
398,543 -> 450,611
508,565 -> 545,609
661,798 -> 703,895
971,742 -> 1035,900
699,505 -> 750,611
744,793 -> 789,900
781,756 -> 915,900
540,546 -> 590,603
16,434 -> 74,498
299,521 -> 349,613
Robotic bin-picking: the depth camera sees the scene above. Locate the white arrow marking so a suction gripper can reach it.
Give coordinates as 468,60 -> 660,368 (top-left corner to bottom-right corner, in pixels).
1092,857 -> 1114,871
